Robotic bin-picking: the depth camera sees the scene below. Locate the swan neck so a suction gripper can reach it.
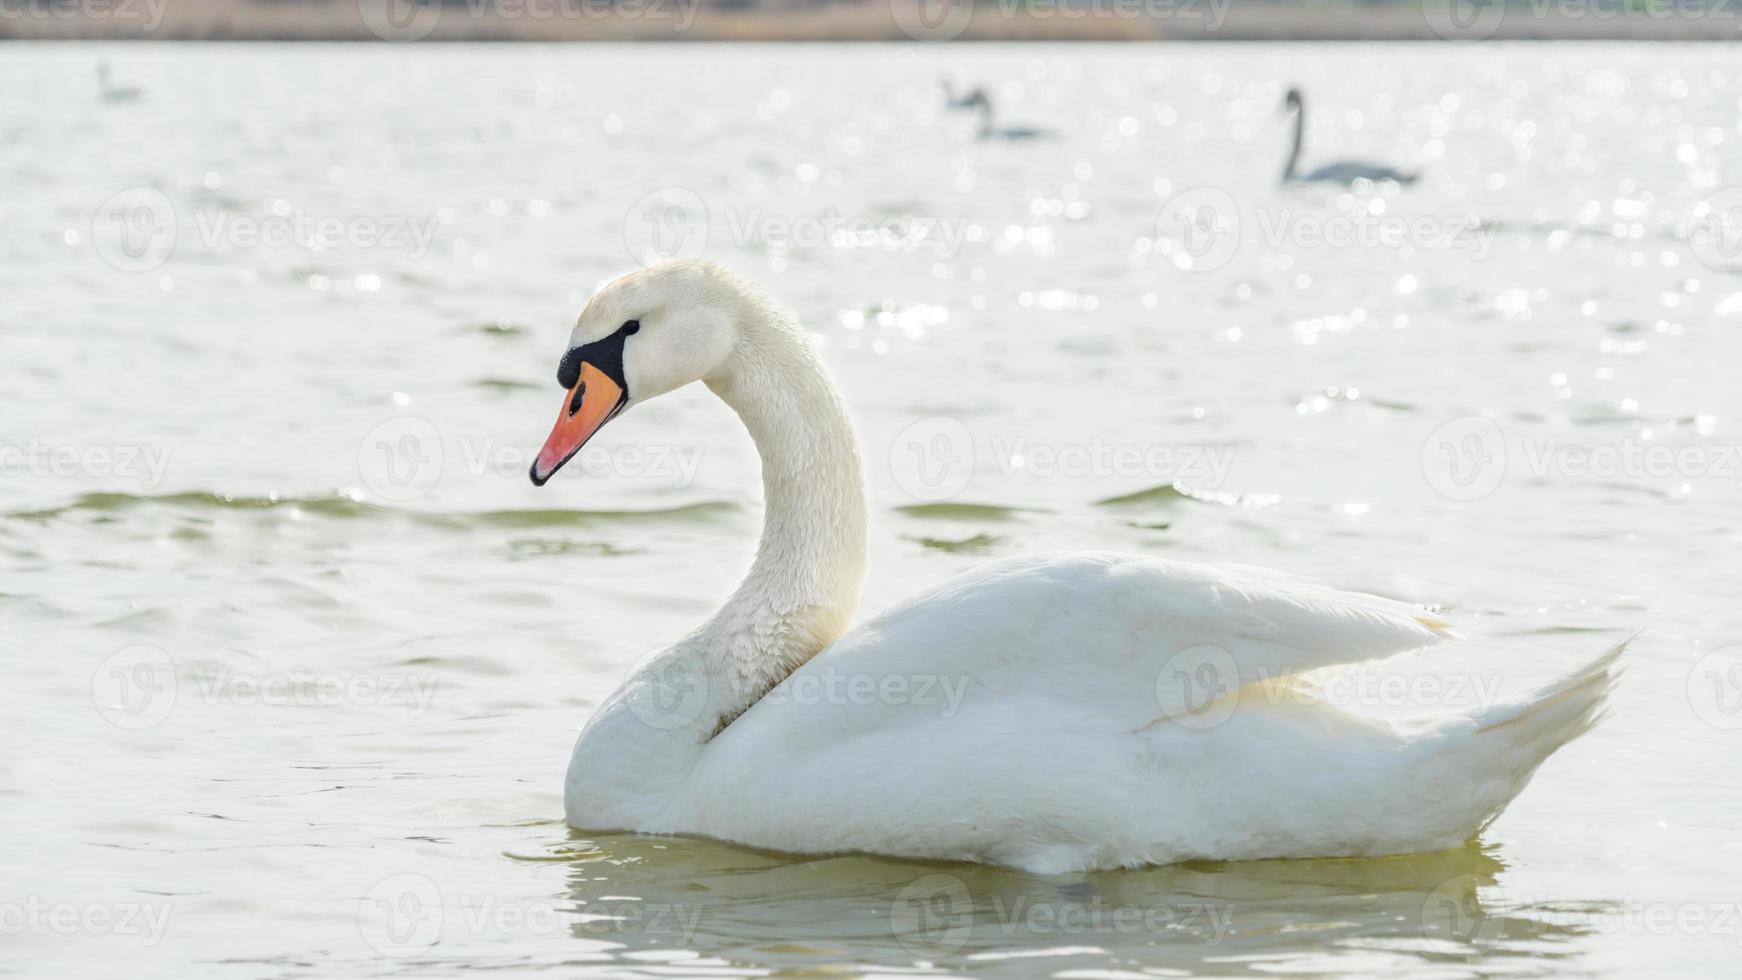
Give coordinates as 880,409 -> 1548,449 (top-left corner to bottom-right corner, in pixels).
1285,104 -> 1304,181
693,305 -> 868,715
563,276 -> 868,829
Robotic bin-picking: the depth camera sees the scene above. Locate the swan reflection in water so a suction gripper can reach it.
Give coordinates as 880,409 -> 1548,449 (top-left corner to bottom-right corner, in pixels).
553,833 -> 1595,976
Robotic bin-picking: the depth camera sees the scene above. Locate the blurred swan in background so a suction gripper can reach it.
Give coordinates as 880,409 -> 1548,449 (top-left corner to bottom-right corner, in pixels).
941,77 -> 987,110
1282,86 -> 1415,185
529,261 -> 1622,874
965,90 -> 1055,141
97,63 -> 141,103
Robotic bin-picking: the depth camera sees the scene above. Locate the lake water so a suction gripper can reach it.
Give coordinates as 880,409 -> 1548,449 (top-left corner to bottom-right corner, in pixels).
4,41 -> 1741,978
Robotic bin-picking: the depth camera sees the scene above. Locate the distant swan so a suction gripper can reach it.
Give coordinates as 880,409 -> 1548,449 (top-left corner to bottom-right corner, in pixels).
1283,87 -> 1415,186
966,90 -> 1055,142
527,260 -> 1623,874
941,77 -> 986,111
98,63 -> 141,104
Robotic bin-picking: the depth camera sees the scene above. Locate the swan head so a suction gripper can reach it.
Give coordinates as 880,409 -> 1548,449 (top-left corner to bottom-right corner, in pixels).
1282,87 -> 1303,113
529,261 -> 742,486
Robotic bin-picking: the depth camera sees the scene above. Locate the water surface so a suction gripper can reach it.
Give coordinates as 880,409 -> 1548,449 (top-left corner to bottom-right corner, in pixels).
3,42 -> 1741,978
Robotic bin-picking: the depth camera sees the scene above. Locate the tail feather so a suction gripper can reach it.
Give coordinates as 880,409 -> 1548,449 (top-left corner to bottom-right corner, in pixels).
1420,634 -> 1631,839
1476,633 -> 1629,744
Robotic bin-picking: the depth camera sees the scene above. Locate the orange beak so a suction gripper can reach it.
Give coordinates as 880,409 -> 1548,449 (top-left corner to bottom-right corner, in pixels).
530,361 -> 626,486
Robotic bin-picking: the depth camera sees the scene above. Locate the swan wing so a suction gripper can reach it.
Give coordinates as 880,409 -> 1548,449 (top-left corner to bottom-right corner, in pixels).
732,552 -> 1451,740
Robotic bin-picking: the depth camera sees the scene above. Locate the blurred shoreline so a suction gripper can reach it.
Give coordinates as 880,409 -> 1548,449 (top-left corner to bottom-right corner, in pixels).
7,0 -> 1742,42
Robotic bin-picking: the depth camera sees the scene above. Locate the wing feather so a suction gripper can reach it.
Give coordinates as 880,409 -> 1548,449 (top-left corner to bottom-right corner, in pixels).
722,552 -> 1453,747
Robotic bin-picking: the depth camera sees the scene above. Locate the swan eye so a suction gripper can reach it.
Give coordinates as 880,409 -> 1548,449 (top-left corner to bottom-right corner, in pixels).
623,319 -> 640,335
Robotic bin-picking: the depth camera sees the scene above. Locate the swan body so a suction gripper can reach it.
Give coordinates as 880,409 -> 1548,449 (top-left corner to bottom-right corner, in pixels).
965,90 -> 1055,142
98,63 -> 141,104
531,261 -> 1619,873
1282,87 -> 1415,186
1298,160 -> 1417,185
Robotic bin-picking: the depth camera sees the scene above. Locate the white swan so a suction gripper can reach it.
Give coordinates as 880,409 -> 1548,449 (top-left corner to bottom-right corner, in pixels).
941,77 -> 987,111
529,261 -> 1621,874
964,90 -> 1055,142
1282,87 -> 1416,186
97,63 -> 141,104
